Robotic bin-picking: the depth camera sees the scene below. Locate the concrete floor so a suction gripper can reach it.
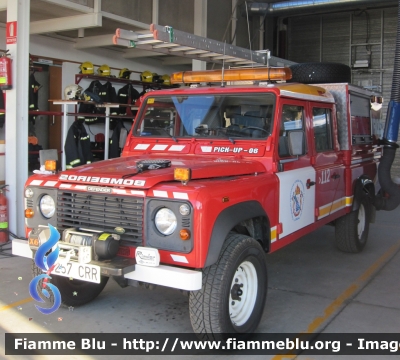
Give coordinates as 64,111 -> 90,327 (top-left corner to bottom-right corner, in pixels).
1,205 -> 400,360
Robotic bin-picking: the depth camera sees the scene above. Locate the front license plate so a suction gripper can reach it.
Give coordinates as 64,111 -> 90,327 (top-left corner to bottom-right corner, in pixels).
51,261 -> 101,284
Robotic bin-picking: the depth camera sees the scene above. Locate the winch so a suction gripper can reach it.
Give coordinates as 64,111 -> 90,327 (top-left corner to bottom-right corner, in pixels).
28,226 -> 120,263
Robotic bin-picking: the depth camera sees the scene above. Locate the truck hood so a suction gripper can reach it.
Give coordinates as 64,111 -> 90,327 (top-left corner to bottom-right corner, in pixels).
58,155 -> 266,189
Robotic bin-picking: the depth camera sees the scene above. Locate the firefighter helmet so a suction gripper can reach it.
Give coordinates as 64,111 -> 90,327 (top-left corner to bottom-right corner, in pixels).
79,61 -> 94,74
140,70 -> 153,83
64,84 -> 83,100
161,74 -> 171,85
119,68 -> 131,79
97,64 -> 111,76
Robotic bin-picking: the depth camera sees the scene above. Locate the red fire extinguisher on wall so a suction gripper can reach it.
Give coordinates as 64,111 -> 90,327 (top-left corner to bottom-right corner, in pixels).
0,50 -> 12,90
0,184 -> 8,243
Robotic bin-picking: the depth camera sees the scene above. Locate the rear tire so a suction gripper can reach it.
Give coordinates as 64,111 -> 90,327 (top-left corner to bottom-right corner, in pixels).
189,234 -> 267,340
335,196 -> 370,253
32,261 -> 109,307
289,62 -> 351,84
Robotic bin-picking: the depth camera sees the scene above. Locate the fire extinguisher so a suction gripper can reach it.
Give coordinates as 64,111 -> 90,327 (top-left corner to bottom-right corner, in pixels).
0,184 -> 8,243
0,50 -> 12,90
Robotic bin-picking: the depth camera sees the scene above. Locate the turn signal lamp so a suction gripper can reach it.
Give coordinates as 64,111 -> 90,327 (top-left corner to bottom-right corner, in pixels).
179,229 -> 191,241
25,209 -> 34,218
170,67 -> 292,85
174,168 -> 191,184
45,160 -> 57,172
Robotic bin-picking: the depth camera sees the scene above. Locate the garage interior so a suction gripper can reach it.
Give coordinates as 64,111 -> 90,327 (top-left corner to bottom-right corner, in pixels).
1,0 -> 400,358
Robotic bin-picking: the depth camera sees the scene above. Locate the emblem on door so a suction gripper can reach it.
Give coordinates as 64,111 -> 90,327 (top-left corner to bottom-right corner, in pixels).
291,180 -> 305,221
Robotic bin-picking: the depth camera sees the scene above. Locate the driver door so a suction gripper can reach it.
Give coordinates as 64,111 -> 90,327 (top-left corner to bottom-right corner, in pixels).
276,102 -> 316,238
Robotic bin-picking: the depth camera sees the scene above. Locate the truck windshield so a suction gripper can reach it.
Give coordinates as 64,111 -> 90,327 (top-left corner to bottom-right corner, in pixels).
134,94 -> 275,139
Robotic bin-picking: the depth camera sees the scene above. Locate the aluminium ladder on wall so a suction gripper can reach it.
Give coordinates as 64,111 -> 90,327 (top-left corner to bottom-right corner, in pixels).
113,24 -> 268,67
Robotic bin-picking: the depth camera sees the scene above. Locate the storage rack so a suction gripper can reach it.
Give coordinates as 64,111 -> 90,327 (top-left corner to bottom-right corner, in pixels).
52,100 -> 139,170
75,73 -> 175,117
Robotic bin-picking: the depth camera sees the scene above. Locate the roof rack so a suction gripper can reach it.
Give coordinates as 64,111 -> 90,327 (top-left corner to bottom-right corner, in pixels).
113,24 -> 268,67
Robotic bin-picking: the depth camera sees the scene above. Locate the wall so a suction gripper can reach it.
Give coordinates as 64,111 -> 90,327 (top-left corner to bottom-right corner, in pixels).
159,0 -> 195,33
287,6 -> 400,177
287,7 -> 397,118
207,1 -> 232,42
101,0 -> 152,23
234,1 -> 266,51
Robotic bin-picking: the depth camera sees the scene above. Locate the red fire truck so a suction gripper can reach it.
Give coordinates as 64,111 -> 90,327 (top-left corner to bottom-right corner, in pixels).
13,63 -> 385,339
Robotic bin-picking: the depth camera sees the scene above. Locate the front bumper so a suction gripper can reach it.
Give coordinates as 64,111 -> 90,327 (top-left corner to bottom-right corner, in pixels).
12,238 -> 202,291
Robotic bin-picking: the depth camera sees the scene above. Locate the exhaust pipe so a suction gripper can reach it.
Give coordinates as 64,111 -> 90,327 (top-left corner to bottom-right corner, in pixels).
374,0 -> 400,211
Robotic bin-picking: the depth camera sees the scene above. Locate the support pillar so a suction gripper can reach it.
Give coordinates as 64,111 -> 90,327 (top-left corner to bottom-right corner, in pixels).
5,0 -> 30,238
193,0 -> 207,71
152,0 -> 159,25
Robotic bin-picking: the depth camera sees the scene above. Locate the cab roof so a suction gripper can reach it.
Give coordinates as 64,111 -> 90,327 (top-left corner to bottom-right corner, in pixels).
145,81 -> 336,104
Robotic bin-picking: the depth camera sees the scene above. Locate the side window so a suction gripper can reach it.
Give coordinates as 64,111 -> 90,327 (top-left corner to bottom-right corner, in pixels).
313,107 -> 333,152
278,104 -> 304,157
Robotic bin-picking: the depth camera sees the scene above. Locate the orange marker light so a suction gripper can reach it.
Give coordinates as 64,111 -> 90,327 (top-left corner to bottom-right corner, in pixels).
174,168 -> 191,183
45,160 -> 57,172
25,209 -> 34,218
180,229 -> 191,241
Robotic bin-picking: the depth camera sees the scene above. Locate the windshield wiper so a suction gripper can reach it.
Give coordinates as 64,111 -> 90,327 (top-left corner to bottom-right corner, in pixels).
155,126 -> 178,142
207,127 -> 236,144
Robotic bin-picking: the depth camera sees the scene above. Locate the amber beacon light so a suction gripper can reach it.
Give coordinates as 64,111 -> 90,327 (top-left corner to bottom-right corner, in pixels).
170,67 -> 292,85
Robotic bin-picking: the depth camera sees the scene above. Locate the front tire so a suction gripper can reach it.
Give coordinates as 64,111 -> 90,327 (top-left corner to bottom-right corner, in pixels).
51,275 -> 109,307
189,234 -> 268,340
335,196 -> 370,252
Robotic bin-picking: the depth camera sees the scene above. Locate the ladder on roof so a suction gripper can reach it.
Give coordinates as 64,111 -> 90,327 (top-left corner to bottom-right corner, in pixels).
113,24 -> 268,67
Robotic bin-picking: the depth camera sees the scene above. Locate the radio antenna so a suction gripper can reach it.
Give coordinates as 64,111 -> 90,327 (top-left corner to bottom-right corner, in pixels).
221,41 -> 226,88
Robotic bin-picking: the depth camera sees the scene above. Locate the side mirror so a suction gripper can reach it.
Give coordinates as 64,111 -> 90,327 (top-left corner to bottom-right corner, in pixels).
288,130 -> 305,156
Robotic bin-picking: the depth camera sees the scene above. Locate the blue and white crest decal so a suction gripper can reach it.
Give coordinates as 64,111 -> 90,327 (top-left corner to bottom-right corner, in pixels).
290,180 -> 305,221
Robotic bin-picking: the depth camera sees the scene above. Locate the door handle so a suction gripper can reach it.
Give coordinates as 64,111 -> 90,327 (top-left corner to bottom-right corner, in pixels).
331,173 -> 340,180
306,179 -> 316,189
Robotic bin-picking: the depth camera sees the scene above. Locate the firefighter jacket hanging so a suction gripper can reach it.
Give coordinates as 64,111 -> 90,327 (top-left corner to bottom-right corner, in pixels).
117,83 -> 140,115
78,80 -> 118,124
109,120 -> 128,159
29,73 -> 40,126
64,120 -> 93,169
78,80 -> 101,124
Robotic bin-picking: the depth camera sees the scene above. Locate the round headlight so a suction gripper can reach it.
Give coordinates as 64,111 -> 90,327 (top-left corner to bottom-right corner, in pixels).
25,188 -> 34,198
179,204 -> 191,216
39,195 -> 55,219
155,208 -> 177,235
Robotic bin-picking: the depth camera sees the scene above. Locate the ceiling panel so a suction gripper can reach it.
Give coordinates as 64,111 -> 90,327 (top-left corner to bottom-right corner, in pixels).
56,17 -> 144,39
30,0 -> 86,21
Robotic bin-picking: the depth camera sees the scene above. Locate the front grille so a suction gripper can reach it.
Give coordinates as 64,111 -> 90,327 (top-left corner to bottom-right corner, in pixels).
57,191 -> 144,243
